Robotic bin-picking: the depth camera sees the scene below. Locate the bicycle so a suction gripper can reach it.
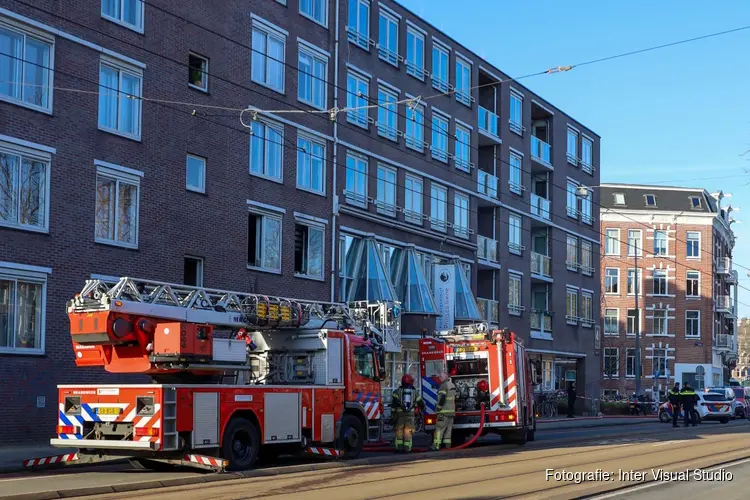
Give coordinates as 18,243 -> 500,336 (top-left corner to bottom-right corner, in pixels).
537,393 -> 559,418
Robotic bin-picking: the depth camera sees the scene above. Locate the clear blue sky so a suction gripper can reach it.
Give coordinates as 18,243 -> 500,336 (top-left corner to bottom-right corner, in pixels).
399,0 -> 750,317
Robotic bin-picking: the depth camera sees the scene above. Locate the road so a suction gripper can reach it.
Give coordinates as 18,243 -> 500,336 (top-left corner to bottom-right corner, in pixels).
1,420 -> 748,500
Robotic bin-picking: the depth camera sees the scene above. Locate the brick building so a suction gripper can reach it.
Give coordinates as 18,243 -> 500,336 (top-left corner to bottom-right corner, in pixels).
0,0 -> 600,443
599,184 -> 738,400
733,318 -> 749,382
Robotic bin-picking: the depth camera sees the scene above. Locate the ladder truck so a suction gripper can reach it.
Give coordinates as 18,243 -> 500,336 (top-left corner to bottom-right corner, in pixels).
419,324 -> 535,445
30,277 -> 399,472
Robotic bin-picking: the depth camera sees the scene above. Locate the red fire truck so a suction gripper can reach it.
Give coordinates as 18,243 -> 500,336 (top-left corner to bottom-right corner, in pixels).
29,277 -> 399,471
419,324 -> 535,445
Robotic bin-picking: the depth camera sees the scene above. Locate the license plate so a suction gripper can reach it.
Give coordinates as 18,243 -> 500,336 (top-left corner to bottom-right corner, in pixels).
95,407 -> 122,415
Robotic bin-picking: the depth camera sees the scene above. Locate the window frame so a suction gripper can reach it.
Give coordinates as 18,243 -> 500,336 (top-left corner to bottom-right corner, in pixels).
345,153 -> 368,208
0,20 -> 55,113
566,180 -> 579,219
430,183 -> 447,232
298,44 -> 328,111
686,231 -> 701,259
431,112 -> 450,162
455,55 -> 472,106
654,230 -> 668,256
685,310 -> 700,338
604,268 -> 619,295
686,270 -> 700,298
613,192 -> 626,206
101,0 -> 145,33
405,102 -> 426,152
249,119 -> 285,183
377,10 -> 399,66
508,214 -> 523,255
566,235 -> 578,271
509,152 -> 523,195
0,139 -> 52,233
581,240 -> 593,275
626,268 -> 642,296
604,348 -> 619,378
604,228 -> 619,256
651,309 -> 668,336
347,0 -> 371,50
431,42 -> 450,93
247,207 -> 284,274
94,162 -> 142,249
185,153 -> 206,194
652,269 -> 668,296
626,309 -> 640,336
299,0 -> 329,27
346,70 -> 370,128
581,136 -> 593,174
188,52 -> 209,92
627,229 -> 642,256
581,292 -> 594,326
566,128 -> 578,165
377,85 -> 399,141
626,348 -> 636,377
97,58 -> 143,141
508,273 -> 522,316
294,218 -> 326,281
603,308 -> 619,336
405,26 -> 426,80
296,134 -> 326,196
580,190 -> 593,225
184,255 -> 204,287
0,264 -> 48,355
509,91 -> 523,135
566,287 -> 579,325
453,192 -> 470,239
251,19 -> 287,94
454,123 -> 471,172
644,194 -> 657,207
375,164 -> 397,217
404,174 -> 423,225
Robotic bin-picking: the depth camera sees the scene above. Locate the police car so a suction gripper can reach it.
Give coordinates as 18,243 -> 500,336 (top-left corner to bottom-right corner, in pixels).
706,387 -> 748,419
695,390 -> 733,423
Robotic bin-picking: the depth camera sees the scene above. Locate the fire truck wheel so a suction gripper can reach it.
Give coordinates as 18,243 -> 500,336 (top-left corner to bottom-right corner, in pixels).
338,414 -> 364,459
222,417 -> 260,471
526,420 -> 536,442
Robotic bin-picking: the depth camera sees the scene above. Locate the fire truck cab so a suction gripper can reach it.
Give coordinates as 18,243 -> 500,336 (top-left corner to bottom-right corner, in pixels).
419,324 -> 535,445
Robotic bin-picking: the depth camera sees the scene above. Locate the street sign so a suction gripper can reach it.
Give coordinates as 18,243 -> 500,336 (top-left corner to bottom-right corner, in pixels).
694,341 -> 704,347
696,365 -> 705,382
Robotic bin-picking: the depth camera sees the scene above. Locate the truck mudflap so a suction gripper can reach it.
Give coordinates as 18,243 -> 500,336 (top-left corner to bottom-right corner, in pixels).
305,446 -> 343,458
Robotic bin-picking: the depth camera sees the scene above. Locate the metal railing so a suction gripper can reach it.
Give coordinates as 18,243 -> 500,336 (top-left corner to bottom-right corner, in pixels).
530,193 -> 551,220
531,136 -> 552,166
717,257 -> 731,274
477,170 -> 498,199
477,298 -> 500,324
531,309 -> 553,332
477,235 -> 498,262
716,295 -> 734,315
531,251 -> 552,278
479,106 -> 499,138
715,333 -> 732,349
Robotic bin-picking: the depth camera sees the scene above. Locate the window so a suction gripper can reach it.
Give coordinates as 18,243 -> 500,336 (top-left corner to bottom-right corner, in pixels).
184,257 -> 204,287
345,154 -> 367,206
566,235 -> 578,271
432,43 -> 449,92
454,124 -> 471,171
376,165 -> 396,216
509,214 -> 522,254
251,22 -> 286,92
298,47 -> 327,110
604,348 -> 619,378
689,196 -> 702,210
645,194 -> 657,207
605,228 -> 619,255
377,11 -> 399,65
296,135 -> 325,194
686,271 -> 699,297
627,309 -> 639,335
248,210 -> 282,273
652,309 -> 667,336
509,153 -> 522,194
566,288 -> 578,324
686,231 -> 700,258
294,222 -> 324,279
566,181 -> 579,218
581,190 -> 593,224
300,0 -> 327,26
0,267 -> 46,353
654,230 -> 668,256
405,103 -> 425,151
566,128 -> 578,165
406,27 -> 425,79
626,348 -> 637,377
627,269 -> 642,295
95,163 -> 140,248
98,60 -> 142,139
0,143 -> 49,232
455,57 -> 471,106
250,120 -> 283,182
431,113 -> 449,162
101,0 -> 143,32
454,193 -> 469,238
627,229 -> 642,256
430,184 -> 447,231
0,23 -> 53,111
652,348 -> 667,378
653,269 -> 667,295
509,92 -> 523,134
581,137 -> 593,174
581,293 -> 593,326
686,310 -> 700,337
581,241 -> 593,275
346,71 -> 369,127
188,53 -> 208,91
339,234 -> 357,300
604,268 -> 619,294
404,175 -> 423,224
508,273 -> 522,315
613,192 -> 626,206
604,309 -> 618,335
377,86 -> 398,140
186,154 -> 206,193
347,0 -> 370,50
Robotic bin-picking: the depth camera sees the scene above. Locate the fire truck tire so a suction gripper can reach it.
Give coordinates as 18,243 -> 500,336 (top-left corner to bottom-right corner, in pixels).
222,417 -> 260,471
526,420 -> 536,442
337,414 -> 365,459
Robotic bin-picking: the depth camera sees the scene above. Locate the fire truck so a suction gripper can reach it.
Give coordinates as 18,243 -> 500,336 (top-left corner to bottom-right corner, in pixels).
31,277 -> 399,471
419,324 -> 535,445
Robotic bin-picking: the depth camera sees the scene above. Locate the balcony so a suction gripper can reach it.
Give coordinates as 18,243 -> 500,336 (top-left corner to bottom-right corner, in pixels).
716,295 -> 735,317
477,170 -> 498,202
531,252 -> 553,282
478,106 -> 501,145
530,193 -> 551,221
477,298 -> 500,325
717,257 -> 731,275
714,333 -> 733,350
477,235 -> 498,264
727,270 -> 738,285
531,136 -> 552,170
531,309 -> 553,340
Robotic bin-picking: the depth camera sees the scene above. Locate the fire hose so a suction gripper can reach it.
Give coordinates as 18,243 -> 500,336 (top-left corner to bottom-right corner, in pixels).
362,402 -> 486,453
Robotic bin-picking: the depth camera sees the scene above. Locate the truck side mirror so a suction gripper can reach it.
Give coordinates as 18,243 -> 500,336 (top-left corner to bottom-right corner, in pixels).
375,346 -> 386,382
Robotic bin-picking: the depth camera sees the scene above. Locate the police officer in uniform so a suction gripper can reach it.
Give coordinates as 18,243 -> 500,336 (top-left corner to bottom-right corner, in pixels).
391,374 -> 424,452
680,383 -> 698,427
430,370 -> 456,451
668,382 -> 681,428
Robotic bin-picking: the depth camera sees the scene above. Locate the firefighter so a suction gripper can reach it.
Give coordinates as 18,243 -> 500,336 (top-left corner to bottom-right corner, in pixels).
391,374 -> 424,452
668,382 -> 681,427
430,370 -> 456,451
680,383 -> 698,427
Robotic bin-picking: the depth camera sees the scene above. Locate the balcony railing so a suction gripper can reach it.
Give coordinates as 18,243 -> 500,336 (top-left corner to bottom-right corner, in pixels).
717,257 -> 731,274
714,333 -> 732,349
531,136 -> 552,167
531,251 -> 552,278
716,295 -> 733,313
477,170 -> 498,199
530,193 -> 551,220
477,235 -> 498,263
479,106 -> 500,139
477,298 -> 500,324
531,309 -> 553,332
727,270 -> 739,284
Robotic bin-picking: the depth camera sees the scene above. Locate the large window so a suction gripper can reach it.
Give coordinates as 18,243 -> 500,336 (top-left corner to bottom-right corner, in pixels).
294,221 -> 324,279
652,309 -> 668,336
248,209 -> 282,273
430,183 -> 447,231
347,0 -> 370,49
509,152 -> 522,194
627,309 -> 639,335
581,190 -> 593,225
566,128 -> 578,164
300,0 -> 328,26
653,269 -> 667,295
581,137 -> 593,174
188,53 -> 209,92
377,86 -> 398,140
626,268 -> 642,295
604,348 -> 619,378
404,175 -> 423,224
454,124 -> 471,172
509,92 -> 523,134
627,229 -> 642,256
455,56 -> 471,106
376,165 -> 396,216
101,0 -> 144,32
345,154 -> 367,207
686,231 -> 700,258
686,310 -> 700,337
604,268 -> 619,294
186,154 -> 206,194
377,11 -> 399,65
0,267 -> 46,353
431,113 -> 449,162
296,135 -> 325,194
406,27 -> 425,79
652,348 -> 667,378
509,214 -> 522,254
508,273 -> 522,315
566,235 -> 578,271
567,181 -> 579,218
432,43 -> 449,92
581,293 -> 593,326
405,103 -> 425,151
347,71 -> 369,127
581,241 -> 593,275
686,271 -> 700,297
626,348 -> 637,377
0,23 -> 53,111
604,308 -> 619,335
95,163 -> 140,248
453,193 -> 469,238
250,120 -> 284,181
566,288 -> 578,324
98,60 -> 142,139
654,230 -> 668,256
298,47 -> 327,110
0,143 -> 49,232
251,21 -> 286,92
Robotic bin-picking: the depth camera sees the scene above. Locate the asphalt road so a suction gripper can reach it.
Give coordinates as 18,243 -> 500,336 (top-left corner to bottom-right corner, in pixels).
1,420 -> 748,500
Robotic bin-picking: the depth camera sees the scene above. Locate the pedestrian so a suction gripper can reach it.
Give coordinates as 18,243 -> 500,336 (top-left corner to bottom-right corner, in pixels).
567,382 -> 577,418
391,374 -> 424,452
680,383 -> 698,427
668,382 -> 681,428
429,370 -> 456,451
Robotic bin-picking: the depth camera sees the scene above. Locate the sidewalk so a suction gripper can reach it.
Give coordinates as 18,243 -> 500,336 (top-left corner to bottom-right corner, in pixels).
0,444 -> 76,473
536,415 -> 657,430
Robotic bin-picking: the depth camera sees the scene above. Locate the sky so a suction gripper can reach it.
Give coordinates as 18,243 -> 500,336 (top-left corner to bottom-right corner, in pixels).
399,0 -> 750,317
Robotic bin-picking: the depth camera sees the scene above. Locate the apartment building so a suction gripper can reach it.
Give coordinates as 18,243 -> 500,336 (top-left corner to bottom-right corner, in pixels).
599,184 -> 738,399
0,0 -> 600,443
733,318 -> 748,382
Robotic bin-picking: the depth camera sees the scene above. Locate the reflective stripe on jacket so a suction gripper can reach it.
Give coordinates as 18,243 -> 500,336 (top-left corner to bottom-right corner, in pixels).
436,379 -> 456,415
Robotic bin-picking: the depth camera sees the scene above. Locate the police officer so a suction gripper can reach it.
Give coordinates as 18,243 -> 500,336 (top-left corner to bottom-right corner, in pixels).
430,370 -> 456,451
391,374 -> 424,452
668,382 -> 681,428
680,383 -> 698,427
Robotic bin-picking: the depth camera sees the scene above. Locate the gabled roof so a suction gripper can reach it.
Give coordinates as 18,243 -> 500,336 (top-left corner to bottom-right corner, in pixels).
599,183 -> 717,213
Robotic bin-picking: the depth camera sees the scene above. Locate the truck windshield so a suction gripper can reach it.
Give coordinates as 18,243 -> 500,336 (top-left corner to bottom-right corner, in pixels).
447,358 -> 488,377
353,346 -> 375,378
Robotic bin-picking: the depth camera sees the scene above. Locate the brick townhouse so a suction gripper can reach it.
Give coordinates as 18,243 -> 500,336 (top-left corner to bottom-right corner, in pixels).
599,184 -> 738,400
0,0 -> 600,443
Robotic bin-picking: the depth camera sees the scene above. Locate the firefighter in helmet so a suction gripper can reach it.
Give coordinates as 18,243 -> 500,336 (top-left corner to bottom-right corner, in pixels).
391,374 -> 424,452
430,370 -> 456,451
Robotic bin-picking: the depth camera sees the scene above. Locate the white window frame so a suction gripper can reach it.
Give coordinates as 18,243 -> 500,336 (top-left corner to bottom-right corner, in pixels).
566,287 -> 579,325
299,0 -> 329,27
404,174 -> 423,225
566,235 -> 578,271
346,70 -> 370,128
188,52 -> 209,92
406,26 -> 426,80
453,192 -> 469,239
566,128 -> 578,165
626,348 -> 636,377
251,18 -> 287,93
94,162 -> 142,249
0,138 -> 51,233
247,207 -> 284,274
249,118 -> 284,183
652,269 -> 668,296
296,134 -> 326,196
509,152 -> 523,195
508,273 -> 523,316
377,85 -> 399,141
376,164 -> 397,217
604,348 -> 619,378
652,309 -> 668,336
430,183 -> 447,232
405,102 -> 425,152
0,262 -> 48,355
294,216 -> 326,281
605,228 -> 619,256
185,153 -> 206,194
101,0 -> 145,33
455,55 -> 472,106
298,44 -> 328,111
686,270 -> 700,298
345,153 -> 368,208
654,230 -> 668,256
377,10 -> 399,66
627,229 -> 642,256
685,310 -> 700,338
98,57 -> 143,141
566,180 -> 579,218
509,91 -> 523,135
454,123 -> 471,172
431,112 -> 449,162
508,214 -> 523,255
627,268 -> 642,296
613,192 -> 626,206
0,19 -> 55,113
686,231 -> 701,259
604,268 -> 619,295
184,255 -> 204,287
431,42 -> 450,93
347,0 -> 371,50
626,309 -> 641,336
604,308 -> 619,336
